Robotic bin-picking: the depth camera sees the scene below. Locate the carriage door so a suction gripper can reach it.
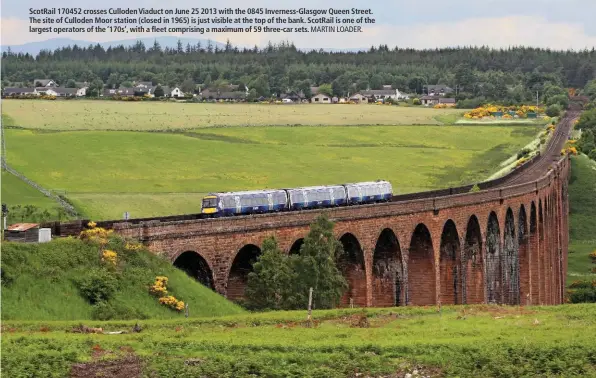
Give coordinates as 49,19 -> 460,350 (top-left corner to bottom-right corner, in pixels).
234,196 -> 241,213
267,193 -> 273,211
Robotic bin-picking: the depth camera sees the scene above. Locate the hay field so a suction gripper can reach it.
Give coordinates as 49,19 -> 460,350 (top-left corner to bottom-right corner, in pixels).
2,99 -> 463,130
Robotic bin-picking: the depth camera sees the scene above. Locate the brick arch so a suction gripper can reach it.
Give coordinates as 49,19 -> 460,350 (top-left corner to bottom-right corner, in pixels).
173,250 -> 215,290
518,204 -> 530,304
439,219 -> 461,305
289,238 -> 304,255
538,199 -> 546,304
407,223 -> 436,306
226,243 -> 261,301
372,228 -> 404,307
503,207 -> 519,305
485,211 -> 501,304
338,232 -> 367,307
462,214 -> 484,304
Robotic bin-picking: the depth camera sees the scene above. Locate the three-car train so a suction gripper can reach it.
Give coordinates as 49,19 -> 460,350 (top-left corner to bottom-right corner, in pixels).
201,180 -> 393,217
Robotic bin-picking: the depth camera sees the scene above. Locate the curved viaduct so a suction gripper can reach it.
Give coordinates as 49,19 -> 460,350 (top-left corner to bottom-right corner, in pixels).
48,105 -> 582,307
108,107 -> 581,308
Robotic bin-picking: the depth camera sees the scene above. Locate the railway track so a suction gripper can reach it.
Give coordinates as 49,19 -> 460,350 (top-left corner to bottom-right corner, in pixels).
500,109 -> 580,186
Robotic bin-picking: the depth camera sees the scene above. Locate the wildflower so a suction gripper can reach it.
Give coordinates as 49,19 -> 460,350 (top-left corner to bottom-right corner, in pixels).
101,250 -> 117,266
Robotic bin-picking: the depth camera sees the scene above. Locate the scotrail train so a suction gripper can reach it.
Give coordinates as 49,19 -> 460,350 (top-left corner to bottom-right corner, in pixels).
201,180 -> 392,217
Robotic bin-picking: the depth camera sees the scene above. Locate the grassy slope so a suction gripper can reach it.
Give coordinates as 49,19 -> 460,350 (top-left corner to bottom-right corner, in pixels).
4,125 -> 539,219
0,237 -> 244,321
2,305 -> 595,377
1,100 -> 463,129
567,154 -> 596,283
1,171 -> 59,210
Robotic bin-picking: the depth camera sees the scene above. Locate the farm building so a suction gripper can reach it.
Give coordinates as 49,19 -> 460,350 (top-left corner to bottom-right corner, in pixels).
421,95 -> 456,107
4,223 -> 51,243
311,93 -> 331,104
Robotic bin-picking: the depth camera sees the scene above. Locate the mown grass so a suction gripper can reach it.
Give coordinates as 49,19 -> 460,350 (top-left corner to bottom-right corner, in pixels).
567,154 -> 596,283
0,237 -> 245,321
2,100 -> 463,130
2,304 -> 595,377
4,125 -> 540,220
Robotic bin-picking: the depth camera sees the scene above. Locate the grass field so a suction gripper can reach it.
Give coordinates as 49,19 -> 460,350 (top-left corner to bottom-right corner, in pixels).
4,124 -> 541,220
1,171 -> 58,210
567,154 -> 596,284
2,304 -> 595,377
2,100 -> 463,130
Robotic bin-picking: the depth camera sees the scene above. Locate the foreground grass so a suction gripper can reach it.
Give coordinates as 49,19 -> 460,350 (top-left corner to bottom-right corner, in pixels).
2,304 -> 595,377
568,154 -> 596,283
4,125 -> 539,219
1,237 -> 244,321
2,100 -> 463,130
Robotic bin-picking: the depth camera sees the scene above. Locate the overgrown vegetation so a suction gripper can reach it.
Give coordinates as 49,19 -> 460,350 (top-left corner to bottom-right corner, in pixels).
0,231 -> 244,321
2,305 -> 596,377
245,215 -> 348,310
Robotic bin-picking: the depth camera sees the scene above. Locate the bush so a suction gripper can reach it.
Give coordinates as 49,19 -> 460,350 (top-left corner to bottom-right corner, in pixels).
517,148 -> 531,159
546,104 -> 562,117
77,267 -> 118,304
469,184 -> 480,192
412,98 -> 421,105
589,149 -> 596,161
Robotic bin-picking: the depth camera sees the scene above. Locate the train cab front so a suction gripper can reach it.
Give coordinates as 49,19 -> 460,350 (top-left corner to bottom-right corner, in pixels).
201,195 -> 219,217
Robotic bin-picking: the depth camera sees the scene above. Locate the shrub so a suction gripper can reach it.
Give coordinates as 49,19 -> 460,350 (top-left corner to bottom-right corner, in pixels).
589,149 -> 596,161
77,268 -> 118,304
469,184 -> 480,192
517,148 -> 531,159
412,98 -> 421,105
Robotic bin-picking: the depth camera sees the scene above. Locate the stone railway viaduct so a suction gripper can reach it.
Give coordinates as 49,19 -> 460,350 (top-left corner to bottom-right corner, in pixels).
48,104 -> 584,308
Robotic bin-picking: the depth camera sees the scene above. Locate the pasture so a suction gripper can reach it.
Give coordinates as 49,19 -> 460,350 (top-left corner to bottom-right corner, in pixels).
3,124 -> 540,220
2,304 -> 595,377
2,100 -> 463,130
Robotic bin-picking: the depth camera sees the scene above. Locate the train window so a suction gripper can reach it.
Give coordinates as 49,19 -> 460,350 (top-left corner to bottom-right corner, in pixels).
202,197 -> 217,208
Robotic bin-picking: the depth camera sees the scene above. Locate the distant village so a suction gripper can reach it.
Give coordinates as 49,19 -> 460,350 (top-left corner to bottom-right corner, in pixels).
1,79 -> 457,106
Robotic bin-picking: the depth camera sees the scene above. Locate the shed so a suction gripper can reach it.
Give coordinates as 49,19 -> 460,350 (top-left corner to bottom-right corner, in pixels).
5,223 -> 40,242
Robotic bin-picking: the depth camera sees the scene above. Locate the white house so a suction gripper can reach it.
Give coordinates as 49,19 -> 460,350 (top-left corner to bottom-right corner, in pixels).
310,93 -> 331,104
170,87 -> 184,98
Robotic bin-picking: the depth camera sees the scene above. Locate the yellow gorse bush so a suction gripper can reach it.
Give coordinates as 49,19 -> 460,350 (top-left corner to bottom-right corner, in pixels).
101,250 -> 118,266
464,104 -> 545,119
149,276 -> 185,311
79,222 -> 113,245
124,242 -> 143,251
159,296 -> 185,311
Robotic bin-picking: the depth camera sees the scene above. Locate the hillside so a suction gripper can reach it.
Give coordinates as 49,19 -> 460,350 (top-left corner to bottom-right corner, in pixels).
567,154 -> 596,284
0,234 -> 244,321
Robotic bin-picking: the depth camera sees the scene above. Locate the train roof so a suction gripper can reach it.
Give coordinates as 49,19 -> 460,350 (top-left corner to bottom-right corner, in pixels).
208,189 -> 286,196
344,180 -> 391,186
285,185 -> 345,191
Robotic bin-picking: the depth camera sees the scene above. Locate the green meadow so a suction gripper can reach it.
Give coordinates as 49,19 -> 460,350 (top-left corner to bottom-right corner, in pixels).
2,304 -> 595,377
3,124 -> 540,220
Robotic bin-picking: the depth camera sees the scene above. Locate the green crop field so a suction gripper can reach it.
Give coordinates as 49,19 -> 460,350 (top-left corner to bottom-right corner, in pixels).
2,100 -> 463,130
1,171 -> 57,210
3,124 -> 541,220
2,304 -> 595,377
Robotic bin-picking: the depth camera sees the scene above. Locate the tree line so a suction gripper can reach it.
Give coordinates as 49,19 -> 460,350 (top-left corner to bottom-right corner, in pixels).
576,80 -> 596,161
2,40 -> 595,103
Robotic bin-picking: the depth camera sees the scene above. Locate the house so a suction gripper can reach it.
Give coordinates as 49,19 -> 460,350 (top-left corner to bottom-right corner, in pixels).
359,88 -> 407,102
170,87 -> 185,98
310,93 -> 331,104
43,88 -> 78,97
33,79 -> 57,87
420,95 -> 456,106
280,91 -> 305,102
198,89 -> 246,101
331,96 -> 339,103
134,81 -> 153,89
2,87 -> 39,96
423,85 -> 454,96
103,88 -> 136,97
349,93 -> 368,103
